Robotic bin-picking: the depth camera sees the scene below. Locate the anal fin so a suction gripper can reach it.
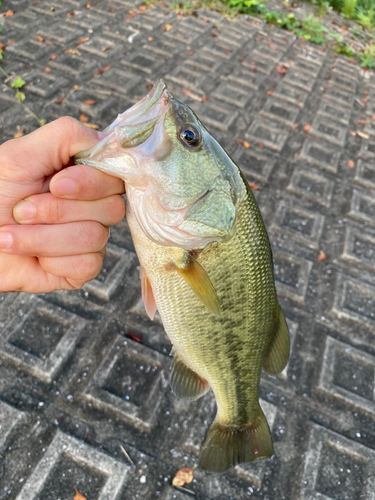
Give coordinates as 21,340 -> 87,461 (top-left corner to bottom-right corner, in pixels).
262,306 -> 290,375
170,353 -> 209,401
140,265 -> 157,321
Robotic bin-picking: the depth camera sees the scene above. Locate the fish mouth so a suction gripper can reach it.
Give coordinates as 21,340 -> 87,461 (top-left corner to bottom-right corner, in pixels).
74,79 -> 170,163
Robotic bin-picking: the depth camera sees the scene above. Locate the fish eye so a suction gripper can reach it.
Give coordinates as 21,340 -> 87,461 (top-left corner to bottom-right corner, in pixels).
179,125 -> 200,147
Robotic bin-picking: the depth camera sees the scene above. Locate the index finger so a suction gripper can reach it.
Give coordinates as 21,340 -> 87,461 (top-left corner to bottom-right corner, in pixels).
50,164 -> 125,200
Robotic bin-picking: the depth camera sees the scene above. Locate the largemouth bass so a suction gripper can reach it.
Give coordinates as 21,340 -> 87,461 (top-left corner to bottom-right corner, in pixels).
75,80 -> 290,473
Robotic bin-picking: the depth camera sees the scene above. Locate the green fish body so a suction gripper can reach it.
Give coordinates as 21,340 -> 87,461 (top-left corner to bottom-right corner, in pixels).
75,80 -> 290,472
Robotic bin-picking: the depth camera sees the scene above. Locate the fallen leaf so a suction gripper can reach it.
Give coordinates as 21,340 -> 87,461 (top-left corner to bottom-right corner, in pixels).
84,123 -> 100,129
50,54 -> 59,59
349,130 -> 356,136
364,91 -> 369,95
56,94 -> 66,104
2,10 -> 15,17
139,4 -> 148,10
80,113 -> 89,122
248,181 -> 261,190
13,126 -> 24,138
292,124 -> 299,129
357,131 -> 369,139
317,250 -> 326,262
95,65 -> 111,75
101,46 -> 114,52
224,48 -> 232,53
6,40 -> 16,47
35,36 -> 44,42
74,487 -> 88,500
162,23 -> 173,31
50,6 -> 55,10
45,67 -> 52,72
201,96 -> 209,102
347,160 -> 355,168
148,37 -> 153,41
358,119 -> 370,124
258,143 -> 264,149
67,11 -> 75,17
303,124 -> 311,133
268,43 -> 276,50
348,58 -> 355,64
181,88 -> 205,102
372,115 -> 375,121
275,65 -> 287,75
125,331 -> 143,343
267,89 -> 275,95
243,141 -> 250,148
73,84 -> 79,89
172,467 -> 195,487
45,40 -> 53,45
76,37 -> 89,46
362,98 -> 368,104
185,51 -> 193,55
83,99 -> 96,105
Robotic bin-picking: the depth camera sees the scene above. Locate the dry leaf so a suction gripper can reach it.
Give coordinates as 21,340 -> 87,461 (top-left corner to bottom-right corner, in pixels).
303,124 -> 311,133
248,181 -> 261,190
162,23 -> 173,31
275,65 -> 287,75
148,37 -> 153,41
83,100 -> 96,105
56,94 -> 66,104
347,160 -> 355,168
84,123 -> 100,129
95,65 -> 111,75
73,84 -> 79,89
357,131 -> 369,139
267,89 -> 275,95
45,40 -> 53,45
50,54 -> 59,60
372,115 -> 375,121
80,113 -> 89,122
362,98 -> 368,103
76,37 -> 89,46
13,126 -> 24,139
125,331 -> 143,343
258,143 -> 264,149
185,51 -> 193,55
74,487 -> 88,500
243,141 -> 250,148
67,11 -> 75,17
45,67 -> 52,72
292,124 -> 299,129
201,96 -> 209,102
317,250 -> 326,262
181,88 -> 204,102
2,10 -> 15,17
101,46 -> 114,52
349,130 -> 356,136
358,119 -> 370,124
35,36 -> 44,42
139,4 -> 148,10
172,467 -> 194,487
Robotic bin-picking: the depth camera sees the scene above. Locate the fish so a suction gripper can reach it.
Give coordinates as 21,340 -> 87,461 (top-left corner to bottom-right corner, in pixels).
74,79 -> 290,473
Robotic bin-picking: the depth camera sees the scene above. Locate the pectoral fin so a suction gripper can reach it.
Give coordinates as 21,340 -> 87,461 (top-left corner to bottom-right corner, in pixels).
140,265 -> 157,320
170,353 -> 209,401
173,253 -> 220,314
262,307 -> 290,375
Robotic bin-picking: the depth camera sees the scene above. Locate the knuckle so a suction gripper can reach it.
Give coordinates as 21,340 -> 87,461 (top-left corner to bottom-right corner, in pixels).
82,221 -> 109,250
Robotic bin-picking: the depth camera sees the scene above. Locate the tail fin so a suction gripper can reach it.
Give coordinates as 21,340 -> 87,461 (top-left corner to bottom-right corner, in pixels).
199,408 -> 273,473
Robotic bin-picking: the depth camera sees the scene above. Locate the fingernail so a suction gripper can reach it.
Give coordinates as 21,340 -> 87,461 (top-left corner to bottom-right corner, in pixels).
51,177 -> 78,196
0,232 -> 13,250
13,200 -> 36,222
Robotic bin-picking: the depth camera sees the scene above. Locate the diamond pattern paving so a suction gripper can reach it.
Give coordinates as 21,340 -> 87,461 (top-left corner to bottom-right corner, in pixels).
0,1 -> 375,499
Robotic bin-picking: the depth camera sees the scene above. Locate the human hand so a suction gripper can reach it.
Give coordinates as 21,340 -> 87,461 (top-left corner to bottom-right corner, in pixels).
0,117 -> 125,293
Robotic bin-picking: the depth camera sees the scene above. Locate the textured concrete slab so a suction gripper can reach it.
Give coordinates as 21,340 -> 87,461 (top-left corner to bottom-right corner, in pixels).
0,1 -> 374,499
